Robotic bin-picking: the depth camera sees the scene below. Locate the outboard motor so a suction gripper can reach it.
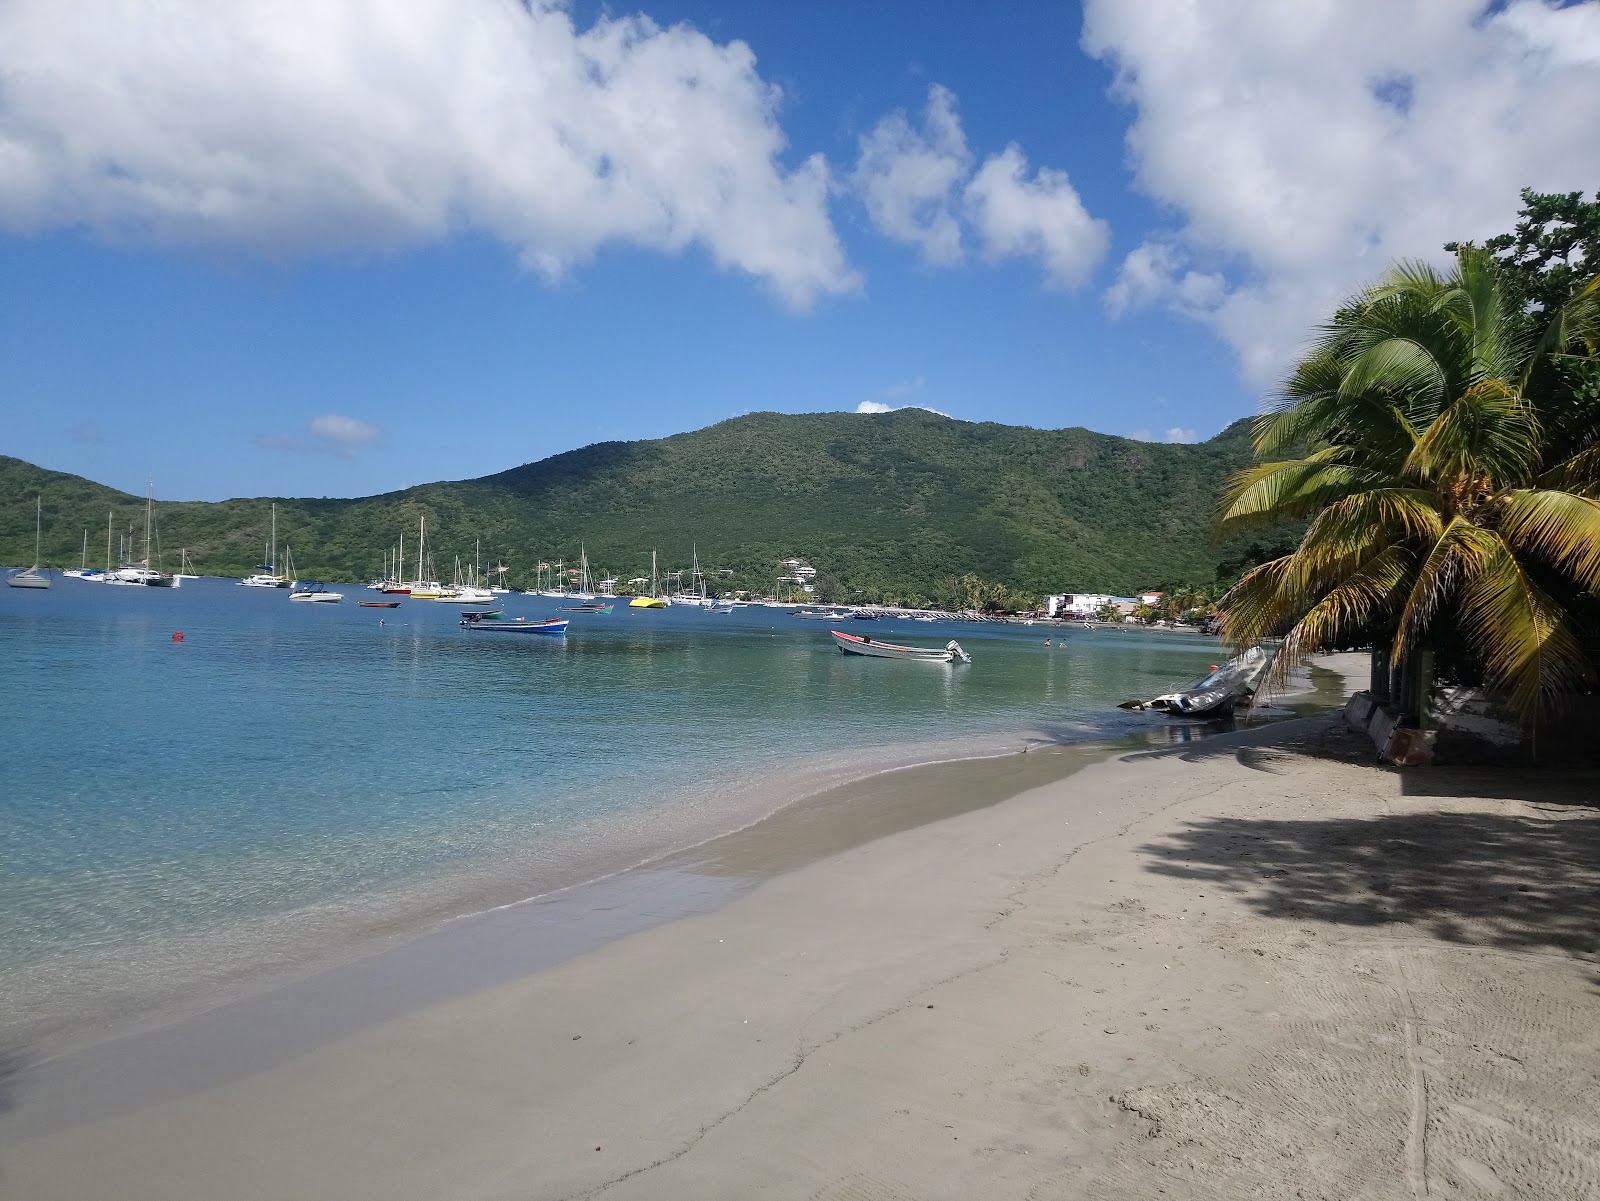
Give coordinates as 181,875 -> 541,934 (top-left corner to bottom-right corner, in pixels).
946,640 -> 972,663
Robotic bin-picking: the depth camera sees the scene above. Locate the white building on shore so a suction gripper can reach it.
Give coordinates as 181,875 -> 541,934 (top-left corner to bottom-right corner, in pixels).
1046,593 -> 1137,618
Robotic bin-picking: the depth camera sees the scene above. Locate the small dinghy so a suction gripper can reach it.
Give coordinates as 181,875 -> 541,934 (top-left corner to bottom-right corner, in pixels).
358,600 -> 401,608
461,614 -> 568,635
832,630 -> 970,663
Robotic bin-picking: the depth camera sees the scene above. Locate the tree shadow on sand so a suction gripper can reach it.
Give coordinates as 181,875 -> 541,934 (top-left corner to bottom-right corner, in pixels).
1138,807 -> 1600,964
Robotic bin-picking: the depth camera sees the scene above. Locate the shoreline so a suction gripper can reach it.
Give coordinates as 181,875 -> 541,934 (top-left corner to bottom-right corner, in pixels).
5,656 -> 1366,1072
5,691 -> 1592,1198
4,709 -> 1216,1064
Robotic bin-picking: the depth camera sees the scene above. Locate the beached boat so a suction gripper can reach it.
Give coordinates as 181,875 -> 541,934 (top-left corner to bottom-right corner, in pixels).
460,614 -> 567,635
1117,646 -> 1274,717
832,630 -> 971,663
358,600 -> 401,608
8,497 -> 51,589
290,582 -> 343,602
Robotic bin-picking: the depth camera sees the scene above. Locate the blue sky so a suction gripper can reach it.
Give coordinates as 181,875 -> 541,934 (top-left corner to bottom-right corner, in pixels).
2,1 -> 1597,500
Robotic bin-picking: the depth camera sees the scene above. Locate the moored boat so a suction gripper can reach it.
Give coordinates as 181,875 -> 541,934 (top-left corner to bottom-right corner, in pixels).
832,630 -> 971,662
7,497 -> 51,589
290,582 -> 343,602
358,600 -> 401,608
460,614 -> 567,635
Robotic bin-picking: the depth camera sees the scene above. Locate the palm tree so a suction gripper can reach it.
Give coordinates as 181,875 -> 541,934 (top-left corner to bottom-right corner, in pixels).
1218,247 -> 1600,732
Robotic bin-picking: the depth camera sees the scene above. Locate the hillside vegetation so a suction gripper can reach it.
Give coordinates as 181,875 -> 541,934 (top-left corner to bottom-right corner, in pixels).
1,410 -> 1264,604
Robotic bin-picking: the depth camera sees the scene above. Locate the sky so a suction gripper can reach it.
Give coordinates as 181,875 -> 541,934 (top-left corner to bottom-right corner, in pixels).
2,0 -> 1598,501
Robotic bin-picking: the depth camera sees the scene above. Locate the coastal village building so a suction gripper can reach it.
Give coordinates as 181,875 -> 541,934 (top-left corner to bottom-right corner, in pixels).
781,557 -> 817,594
1046,593 -> 1137,618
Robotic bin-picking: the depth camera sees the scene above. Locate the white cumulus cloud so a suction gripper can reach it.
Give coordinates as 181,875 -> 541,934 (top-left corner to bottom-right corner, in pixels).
308,414 -> 381,447
1085,0 -> 1600,386
852,85 -> 1108,288
0,0 -> 858,309
855,401 -> 894,414
255,414 -> 383,458
852,86 -> 969,266
965,145 -> 1109,290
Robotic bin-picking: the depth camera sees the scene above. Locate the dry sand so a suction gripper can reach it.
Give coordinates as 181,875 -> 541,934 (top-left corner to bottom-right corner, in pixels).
3,675 -> 1598,1199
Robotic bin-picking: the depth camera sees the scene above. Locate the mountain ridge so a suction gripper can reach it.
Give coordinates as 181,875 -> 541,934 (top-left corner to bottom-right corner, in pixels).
2,410 -> 1262,602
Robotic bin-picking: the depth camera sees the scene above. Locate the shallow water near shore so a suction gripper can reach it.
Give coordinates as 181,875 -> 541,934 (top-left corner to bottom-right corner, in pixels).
2,578 -> 1231,1048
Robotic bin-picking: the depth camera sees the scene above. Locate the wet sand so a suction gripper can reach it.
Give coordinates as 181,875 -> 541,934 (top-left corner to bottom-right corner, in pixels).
4,657 -> 1597,1199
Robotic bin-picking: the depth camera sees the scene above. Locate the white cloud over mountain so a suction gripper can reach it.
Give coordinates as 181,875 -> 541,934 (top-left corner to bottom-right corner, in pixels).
255,415 -> 383,458
851,87 -> 1109,289
1085,0 -> 1600,387
0,0 -> 857,309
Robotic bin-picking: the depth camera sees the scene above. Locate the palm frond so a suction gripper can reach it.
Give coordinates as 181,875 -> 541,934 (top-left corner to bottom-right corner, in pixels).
1499,488 -> 1600,589
1392,517 -> 1491,663
1402,380 -> 1539,487
1277,542 -> 1415,667
1456,534 -> 1593,727
1215,452 -> 1377,530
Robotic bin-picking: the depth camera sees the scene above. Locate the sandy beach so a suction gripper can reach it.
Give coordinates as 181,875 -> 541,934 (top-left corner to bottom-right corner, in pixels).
4,665 -> 1598,1199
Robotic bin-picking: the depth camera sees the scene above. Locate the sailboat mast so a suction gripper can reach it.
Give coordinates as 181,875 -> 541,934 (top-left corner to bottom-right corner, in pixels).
107,511 -> 113,574
142,483 -> 152,568
81,529 -> 87,569
651,550 -> 658,599
271,503 -> 278,575
415,516 -> 425,587
34,496 -> 42,567
398,534 -> 404,586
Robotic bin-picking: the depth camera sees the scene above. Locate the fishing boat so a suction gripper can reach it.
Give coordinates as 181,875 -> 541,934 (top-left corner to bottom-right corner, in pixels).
832,630 -> 971,663
358,600 -> 401,608
459,607 -> 503,619
560,602 -> 613,612
791,609 -> 848,621
460,614 -> 567,635
290,582 -> 343,602
7,496 -> 51,589
708,604 -> 734,614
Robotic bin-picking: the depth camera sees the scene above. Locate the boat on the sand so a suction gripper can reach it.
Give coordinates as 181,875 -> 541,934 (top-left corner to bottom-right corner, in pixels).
832,630 -> 970,663
1117,646 -> 1274,717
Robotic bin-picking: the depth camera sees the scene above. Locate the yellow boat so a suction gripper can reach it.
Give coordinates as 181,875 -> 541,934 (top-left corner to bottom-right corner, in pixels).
628,596 -> 666,608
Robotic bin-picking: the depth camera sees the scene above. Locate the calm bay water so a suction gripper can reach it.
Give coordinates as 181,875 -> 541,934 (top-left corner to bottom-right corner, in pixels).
1,578 -> 1226,1040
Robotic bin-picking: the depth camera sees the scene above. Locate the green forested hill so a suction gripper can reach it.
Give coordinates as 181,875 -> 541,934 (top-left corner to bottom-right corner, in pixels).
1,410 -> 1265,604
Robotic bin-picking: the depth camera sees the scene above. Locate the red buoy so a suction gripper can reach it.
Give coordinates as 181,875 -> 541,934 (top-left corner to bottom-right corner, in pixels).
173,631 -> 184,642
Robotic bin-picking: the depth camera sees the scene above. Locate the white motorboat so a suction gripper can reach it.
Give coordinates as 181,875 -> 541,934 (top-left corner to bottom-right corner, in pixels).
290,582 -> 343,602
832,630 -> 971,663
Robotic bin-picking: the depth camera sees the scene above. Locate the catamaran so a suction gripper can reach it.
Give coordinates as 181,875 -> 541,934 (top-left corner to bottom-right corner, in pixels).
831,630 -> 971,663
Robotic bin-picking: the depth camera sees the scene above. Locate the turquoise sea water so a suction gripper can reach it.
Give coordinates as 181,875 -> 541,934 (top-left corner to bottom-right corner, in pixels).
1,578 -> 1227,1037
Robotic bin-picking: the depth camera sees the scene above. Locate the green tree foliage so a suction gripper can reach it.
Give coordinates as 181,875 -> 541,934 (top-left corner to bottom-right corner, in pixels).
1,412 -> 1262,598
1219,243 -> 1600,730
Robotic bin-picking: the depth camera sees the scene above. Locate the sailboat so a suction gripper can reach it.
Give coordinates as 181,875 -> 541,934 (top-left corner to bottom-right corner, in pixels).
628,550 -> 667,608
63,529 -> 104,580
109,481 -> 177,586
7,496 -> 51,588
177,549 -> 200,581
409,515 -> 445,598
240,503 -> 291,587
448,538 -> 495,603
